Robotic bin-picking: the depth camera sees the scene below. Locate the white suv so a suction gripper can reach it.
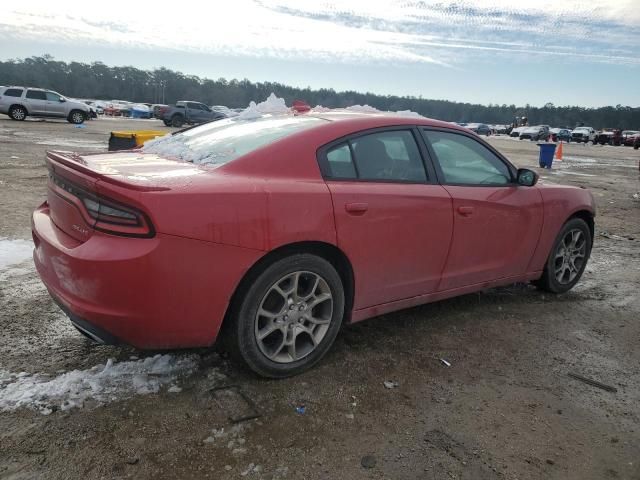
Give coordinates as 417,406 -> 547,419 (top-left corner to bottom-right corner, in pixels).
0,86 -> 91,124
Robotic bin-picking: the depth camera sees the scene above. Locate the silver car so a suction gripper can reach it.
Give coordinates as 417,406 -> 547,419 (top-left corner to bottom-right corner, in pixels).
0,86 -> 91,124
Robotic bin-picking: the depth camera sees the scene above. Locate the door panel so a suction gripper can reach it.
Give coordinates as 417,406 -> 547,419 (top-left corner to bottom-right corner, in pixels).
328,182 -> 453,309
438,185 -> 543,290
45,92 -> 66,117
25,90 -> 47,115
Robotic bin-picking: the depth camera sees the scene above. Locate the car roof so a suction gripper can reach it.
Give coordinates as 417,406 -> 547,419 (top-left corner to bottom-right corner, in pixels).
305,111 -> 469,133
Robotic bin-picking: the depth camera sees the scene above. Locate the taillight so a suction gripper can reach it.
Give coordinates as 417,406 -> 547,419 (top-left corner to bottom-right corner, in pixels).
50,173 -> 154,238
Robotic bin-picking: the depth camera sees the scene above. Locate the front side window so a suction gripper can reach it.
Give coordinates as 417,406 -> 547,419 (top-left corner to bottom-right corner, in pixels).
3,88 -> 23,97
45,92 -> 62,102
351,130 -> 426,182
423,130 -> 511,185
26,90 -> 47,100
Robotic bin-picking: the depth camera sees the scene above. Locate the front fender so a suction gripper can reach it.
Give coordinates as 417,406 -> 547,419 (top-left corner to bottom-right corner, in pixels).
526,185 -> 595,272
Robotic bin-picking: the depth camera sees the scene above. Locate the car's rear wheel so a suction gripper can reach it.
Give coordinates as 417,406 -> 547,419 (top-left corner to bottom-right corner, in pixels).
533,218 -> 591,293
9,106 -> 27,121
163,120 -> 171,127
228,254 -> 345,378
171,115 -> 184,128
68,110 -> 85,124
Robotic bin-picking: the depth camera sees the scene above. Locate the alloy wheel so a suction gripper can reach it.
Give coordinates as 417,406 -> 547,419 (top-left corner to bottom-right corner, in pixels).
254,271 -> 333,363
553,229 -> 587,284
11,108 -> 25,120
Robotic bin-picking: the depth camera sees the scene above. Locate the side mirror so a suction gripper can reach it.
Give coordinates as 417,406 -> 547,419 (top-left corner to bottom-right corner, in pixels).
517,168 -> 538,186
59,98 -> 66,102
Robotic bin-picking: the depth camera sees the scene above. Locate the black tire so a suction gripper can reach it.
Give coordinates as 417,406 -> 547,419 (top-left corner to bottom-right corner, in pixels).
163,120 -> 172,127
67,110 -> 85,124
9,105 -> 27,121
533,218 -> 592,294
227,254 -> 345,378
171,115 -> 184,128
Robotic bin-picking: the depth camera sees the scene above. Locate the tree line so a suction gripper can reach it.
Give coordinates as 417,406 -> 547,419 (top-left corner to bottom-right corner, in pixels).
1,55 -> 639,129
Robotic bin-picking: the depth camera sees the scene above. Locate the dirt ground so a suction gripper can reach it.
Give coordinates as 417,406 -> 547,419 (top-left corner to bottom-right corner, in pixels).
0,117 -> 639,480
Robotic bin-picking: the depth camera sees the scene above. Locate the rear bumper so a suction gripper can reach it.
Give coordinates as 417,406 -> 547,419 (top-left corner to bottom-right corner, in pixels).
32,202 -> 262,349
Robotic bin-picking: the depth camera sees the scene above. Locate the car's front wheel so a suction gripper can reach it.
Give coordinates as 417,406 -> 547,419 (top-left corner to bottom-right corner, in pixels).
228,254 -> 345,378
534,218 -> 592,293
68,110 -> 85,124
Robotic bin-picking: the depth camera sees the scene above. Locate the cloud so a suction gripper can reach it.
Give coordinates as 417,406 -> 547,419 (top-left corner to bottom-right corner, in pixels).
0,0 -> 638,67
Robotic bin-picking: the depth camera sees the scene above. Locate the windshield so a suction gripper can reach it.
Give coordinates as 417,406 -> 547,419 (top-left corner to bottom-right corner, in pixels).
142,116 -> 326,166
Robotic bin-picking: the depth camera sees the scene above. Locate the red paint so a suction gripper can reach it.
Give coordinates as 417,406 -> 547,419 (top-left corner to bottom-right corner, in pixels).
32,114 -> 595,348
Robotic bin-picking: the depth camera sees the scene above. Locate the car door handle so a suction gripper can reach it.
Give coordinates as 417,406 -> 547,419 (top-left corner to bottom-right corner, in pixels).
345,202 -> 368,215
457,206 -> 474,216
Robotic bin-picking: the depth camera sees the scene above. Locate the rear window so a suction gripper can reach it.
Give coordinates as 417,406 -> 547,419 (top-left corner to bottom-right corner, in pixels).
3,88 -> 23,97
143,116 -> 326,166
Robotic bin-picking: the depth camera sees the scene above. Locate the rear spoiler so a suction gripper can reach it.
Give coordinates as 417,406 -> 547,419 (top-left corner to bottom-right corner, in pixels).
46,151 -> 170,192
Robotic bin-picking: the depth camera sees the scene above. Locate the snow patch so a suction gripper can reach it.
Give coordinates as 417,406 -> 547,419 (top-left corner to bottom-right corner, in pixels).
0,354 -> 198,414
236,93 -> 290,120
345,104 -> 424,118
562,156 -> 598,163
0,237 -> 33,271
345,104 -> 380,113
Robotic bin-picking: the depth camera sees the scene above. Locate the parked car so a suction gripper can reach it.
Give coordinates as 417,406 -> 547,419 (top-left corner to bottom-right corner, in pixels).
594,129 -> 623,146
634,135 -> 640,150
519,125 -> 550,141
211,105 -> 239,117
0,86 -> 90,124
510,126 -> 525,138
32,113 -> 595,377
87,102 -> 104,115
161,101 -> 226,127
571,127 -> 596,143
151,104 -> 169,119
622,130 -> 640,146
465,123 -> 491,136
550,128 -> 572,142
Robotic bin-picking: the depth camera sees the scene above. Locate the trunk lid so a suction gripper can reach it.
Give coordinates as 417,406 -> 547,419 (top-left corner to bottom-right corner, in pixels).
46,150 -> 198,241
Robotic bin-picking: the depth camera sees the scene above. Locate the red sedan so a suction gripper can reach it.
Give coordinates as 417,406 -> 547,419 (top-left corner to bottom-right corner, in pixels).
32,113 -> 595,377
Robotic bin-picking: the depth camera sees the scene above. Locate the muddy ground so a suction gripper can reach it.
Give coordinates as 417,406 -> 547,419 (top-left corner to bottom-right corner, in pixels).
0,117 -> 639,480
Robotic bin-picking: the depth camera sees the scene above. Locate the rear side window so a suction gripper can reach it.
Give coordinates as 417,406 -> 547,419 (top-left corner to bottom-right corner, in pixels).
26,90 -> 47,100
3,88 -> 23,97
326,143 -> 357,179
321,130 -> 427,183
423,130 -> 512,185
352,131 -> 426,182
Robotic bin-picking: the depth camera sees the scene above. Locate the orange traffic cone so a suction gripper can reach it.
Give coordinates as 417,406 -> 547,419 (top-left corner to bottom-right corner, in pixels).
555,141 -> 563,161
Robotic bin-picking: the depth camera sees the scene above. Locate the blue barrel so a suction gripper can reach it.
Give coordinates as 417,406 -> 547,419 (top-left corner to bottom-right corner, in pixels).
537,143 -> 557,168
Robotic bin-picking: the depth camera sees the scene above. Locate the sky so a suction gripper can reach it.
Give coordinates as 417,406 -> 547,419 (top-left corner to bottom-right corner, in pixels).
0,0 -> 639,107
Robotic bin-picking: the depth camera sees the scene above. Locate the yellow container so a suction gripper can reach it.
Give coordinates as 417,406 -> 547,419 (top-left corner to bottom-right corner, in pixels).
111,130 -> 166,146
